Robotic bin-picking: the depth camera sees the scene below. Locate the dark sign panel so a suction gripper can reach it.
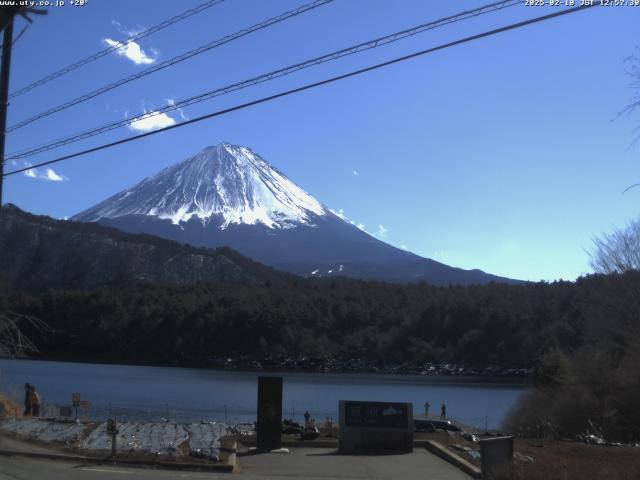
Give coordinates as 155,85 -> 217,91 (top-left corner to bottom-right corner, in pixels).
72,393 -> 80,407
256,376 -> 283,450
344,400 -> 409,429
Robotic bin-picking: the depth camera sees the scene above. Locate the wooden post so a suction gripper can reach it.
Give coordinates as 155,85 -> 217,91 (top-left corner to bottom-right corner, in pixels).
107,418 -> 118,458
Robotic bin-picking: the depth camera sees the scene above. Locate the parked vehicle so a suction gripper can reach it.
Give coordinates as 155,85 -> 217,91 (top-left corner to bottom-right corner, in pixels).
413,418 -> 461,432
282,419 -> 304,434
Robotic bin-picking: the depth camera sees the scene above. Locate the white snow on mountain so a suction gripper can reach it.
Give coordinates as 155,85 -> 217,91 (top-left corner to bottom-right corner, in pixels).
74,143 -> 329,229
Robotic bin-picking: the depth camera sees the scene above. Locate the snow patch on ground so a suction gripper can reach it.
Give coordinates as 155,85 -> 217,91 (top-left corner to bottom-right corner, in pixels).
185,422 -> 226,458
0,418 -> 87,445
81,421 -> 190,456
0,418 -> 225,460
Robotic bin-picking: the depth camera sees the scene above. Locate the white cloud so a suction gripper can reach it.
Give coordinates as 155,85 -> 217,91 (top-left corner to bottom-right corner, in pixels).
400,244 -> 408,250
111,19 -> 145,37
330,208 -> 347,221
166,98 -> 189,121
22,163 -> 67,182
104,38 -> 156,65
127,110 -> 177,132
45,168 -> 64,182
329,208 -> 376,237
329,208 -> 390,239
352,170 -> 358,176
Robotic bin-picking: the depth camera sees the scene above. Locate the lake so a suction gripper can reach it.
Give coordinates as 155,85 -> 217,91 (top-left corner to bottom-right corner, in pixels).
0,359 -> 530,430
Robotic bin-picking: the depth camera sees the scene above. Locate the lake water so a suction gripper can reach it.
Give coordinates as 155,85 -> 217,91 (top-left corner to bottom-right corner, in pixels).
0,359 -> 530,430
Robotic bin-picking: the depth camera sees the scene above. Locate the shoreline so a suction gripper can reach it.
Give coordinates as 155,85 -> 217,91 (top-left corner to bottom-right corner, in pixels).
0,356 -> 534,386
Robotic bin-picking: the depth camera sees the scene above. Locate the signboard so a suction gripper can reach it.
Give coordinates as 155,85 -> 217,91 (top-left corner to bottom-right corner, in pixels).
339,400 -> 413,453
79,400 -> 91,410
72,393 -> 80,407
344,401 -> 409,429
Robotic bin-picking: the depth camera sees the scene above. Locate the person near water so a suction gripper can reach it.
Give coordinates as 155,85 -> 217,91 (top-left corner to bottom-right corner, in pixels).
23,383 -> 32,417
304,410 -> 311,428
440,403 -> 447,420
424,401 -> 430,417
31,386 -> 41,417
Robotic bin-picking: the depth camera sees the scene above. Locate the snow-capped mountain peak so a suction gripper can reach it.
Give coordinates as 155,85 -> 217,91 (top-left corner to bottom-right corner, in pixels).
74,143 -> 328,229
72,142 -> 521,286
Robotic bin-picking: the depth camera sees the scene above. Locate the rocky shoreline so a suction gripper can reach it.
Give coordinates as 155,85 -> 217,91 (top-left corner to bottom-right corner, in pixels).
6,354 -> 535,379
202,355 -> 534,378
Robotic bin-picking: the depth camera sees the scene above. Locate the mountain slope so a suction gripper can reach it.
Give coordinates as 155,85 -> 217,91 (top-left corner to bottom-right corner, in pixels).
76,144 -> 327,229
0,204 -> 293,290
74,143 -> 520,286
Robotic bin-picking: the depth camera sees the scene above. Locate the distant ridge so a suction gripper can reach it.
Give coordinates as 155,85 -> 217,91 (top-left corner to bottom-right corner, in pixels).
0,204 -> 293,290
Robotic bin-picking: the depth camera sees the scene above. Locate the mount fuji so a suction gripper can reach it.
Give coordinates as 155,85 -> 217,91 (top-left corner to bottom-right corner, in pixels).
73,143 -> 518,285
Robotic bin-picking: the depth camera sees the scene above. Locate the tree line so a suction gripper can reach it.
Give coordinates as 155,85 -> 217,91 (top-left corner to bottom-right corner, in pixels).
1,272 -> 639,372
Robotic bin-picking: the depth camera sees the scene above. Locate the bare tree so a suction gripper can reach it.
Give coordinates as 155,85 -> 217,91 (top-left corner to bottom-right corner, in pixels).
590,216 -> 640,274
590,49 -> 640,273
620,48 -> 640,194
0,312 -> 51,356
621,47 -> 640,147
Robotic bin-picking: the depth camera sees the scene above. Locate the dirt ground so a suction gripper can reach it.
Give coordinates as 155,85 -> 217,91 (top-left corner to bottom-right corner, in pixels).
416,431 -> 640,480
510,439 -> 640,480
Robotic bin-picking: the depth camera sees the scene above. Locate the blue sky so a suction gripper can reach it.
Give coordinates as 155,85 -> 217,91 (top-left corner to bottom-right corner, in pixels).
3,0 -> 640,282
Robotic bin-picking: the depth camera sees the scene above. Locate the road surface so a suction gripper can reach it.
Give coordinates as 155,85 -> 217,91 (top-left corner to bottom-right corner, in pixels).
0,447 -> 471,480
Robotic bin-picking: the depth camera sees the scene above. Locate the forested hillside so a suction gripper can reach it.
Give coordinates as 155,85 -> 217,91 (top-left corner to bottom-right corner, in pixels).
3,271 -> 639,371
0,204 -> 294,289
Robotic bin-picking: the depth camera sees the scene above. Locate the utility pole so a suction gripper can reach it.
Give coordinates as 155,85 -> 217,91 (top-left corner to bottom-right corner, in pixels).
0,7 -> 46,212
0,16 -> 14,209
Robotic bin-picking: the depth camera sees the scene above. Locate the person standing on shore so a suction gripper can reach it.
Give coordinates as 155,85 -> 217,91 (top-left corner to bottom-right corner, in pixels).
23,383 -> 32,417
31,386 -> 41,417
304,410 -> 311,428
440,403 -> 446,421
424,401 -> 430,417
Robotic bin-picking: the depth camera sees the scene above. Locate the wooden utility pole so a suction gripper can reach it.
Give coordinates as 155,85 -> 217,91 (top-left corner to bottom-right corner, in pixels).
0,17 -> 14,209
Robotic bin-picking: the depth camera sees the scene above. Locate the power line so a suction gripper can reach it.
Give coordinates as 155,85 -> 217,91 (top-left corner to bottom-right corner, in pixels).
6,0 -> 520,161
3,2 -> 601,178
9,0 -> 227,99
6,0 -> 335,132
7,0 -> 518,159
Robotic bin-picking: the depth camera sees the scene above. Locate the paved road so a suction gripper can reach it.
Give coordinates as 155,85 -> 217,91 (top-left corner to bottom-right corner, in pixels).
0,436 -> 83,456
239,447 -> 471,479
0,447 -> 471,480
0,456 -> 224,480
